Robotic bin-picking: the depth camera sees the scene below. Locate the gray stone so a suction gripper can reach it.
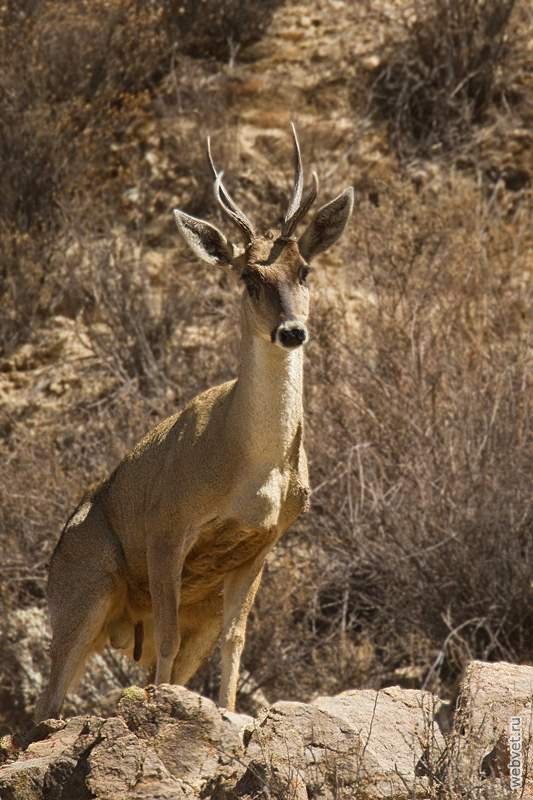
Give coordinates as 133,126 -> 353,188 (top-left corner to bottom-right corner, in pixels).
451,660 -> 533,798
118,684 -> 248,796
237,687 -> 444,799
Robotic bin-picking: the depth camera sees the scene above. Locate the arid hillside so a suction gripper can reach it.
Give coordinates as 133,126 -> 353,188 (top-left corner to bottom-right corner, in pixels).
0,0 -> 532,737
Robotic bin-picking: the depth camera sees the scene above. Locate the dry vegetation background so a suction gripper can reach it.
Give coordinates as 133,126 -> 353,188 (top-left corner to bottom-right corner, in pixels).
0,0 -> 531,733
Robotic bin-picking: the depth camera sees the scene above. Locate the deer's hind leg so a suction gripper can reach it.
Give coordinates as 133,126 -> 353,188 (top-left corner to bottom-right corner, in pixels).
148,532 -> 190,685
35,503 -> 125,722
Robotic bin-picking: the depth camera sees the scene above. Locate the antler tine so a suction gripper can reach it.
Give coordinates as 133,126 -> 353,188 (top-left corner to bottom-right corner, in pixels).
213,172 -> 256,241
283,171 -> 319,238
206,136 -> 255,243
283,122 -> 304,227
281,124 -> 318,237
206,135 -> 217,179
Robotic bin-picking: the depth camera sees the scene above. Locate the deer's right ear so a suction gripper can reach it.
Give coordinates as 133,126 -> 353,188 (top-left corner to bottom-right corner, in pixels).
173,210 -> 233,267
298,187 -> 354,262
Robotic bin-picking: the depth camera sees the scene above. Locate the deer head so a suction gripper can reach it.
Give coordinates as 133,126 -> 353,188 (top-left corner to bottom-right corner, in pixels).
174,125 -> 354,350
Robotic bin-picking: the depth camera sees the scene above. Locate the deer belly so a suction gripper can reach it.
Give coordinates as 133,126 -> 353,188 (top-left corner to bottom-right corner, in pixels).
179,518 -> 276,606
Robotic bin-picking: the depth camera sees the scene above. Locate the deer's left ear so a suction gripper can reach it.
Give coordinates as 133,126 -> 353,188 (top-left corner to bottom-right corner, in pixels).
298,187 -> 354,262
173,209 -> 233,267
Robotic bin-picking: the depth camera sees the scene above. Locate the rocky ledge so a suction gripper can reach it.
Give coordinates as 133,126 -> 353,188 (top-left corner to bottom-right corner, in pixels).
1,661 -> 532,799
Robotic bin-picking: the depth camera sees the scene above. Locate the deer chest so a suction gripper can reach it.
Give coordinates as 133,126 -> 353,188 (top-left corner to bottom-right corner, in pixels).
179,466 -> 308,605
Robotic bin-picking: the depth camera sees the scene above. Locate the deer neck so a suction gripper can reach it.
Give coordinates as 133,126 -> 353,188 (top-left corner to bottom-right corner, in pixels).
228,322 -> 304,468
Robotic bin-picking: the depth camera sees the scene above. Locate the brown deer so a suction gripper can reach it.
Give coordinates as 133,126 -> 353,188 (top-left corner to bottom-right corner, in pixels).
35,126 -> 354,720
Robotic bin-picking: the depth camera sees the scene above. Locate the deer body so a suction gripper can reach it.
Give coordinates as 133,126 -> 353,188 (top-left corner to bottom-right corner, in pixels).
36,127 -> 353,721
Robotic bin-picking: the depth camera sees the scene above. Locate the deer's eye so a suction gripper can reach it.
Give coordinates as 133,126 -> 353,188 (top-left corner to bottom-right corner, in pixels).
299,265 -> 311,284
246,282 -> 260,300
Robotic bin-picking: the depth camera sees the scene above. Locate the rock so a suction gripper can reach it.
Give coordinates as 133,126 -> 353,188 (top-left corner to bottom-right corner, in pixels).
236,686 -> 444,799
0,715 -> 186,800
0,734 -> 18,766
5,667 -> 533,800
0,756 -> 51,800
84,717 -> 186,800
0,685 -> 250,799
0,717 -> 88,800
1,683 -> 446,799
451,660 -> 533,798
220,709 -> 254,740
118,684 -> 248,796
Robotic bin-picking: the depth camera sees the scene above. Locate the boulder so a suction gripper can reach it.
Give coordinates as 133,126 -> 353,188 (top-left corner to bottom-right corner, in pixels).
0,717 -> 96,800
0,682 -> 445,800
0,684 -> 251,800
118,684 -> 251,795
235,686 -> 444,799
0,715 -> 183,800
451,660 -> 533,798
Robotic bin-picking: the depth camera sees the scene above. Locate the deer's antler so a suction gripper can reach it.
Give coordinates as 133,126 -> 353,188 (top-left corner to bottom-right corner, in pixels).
281,123 -> 319,238
207,137 -> 255,244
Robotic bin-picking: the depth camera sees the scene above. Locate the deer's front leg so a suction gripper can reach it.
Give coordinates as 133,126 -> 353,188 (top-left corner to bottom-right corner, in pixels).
148,534 -> 187,684
219,546 -> 270,711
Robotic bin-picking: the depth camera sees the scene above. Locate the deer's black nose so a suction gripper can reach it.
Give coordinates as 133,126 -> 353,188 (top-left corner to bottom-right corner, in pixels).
275,322 -> 308,349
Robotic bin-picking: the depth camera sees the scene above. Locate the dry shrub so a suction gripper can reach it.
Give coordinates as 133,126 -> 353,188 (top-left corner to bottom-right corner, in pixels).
33,3 -> 168,104
72,231 -> 237,397
163,0 -> 284,61
0,0 -> 234,355
1,392 -> 143,608
240,174 -> 532,704
370,0 -> 530,158
0,231 -> 54,356
0,0 -> 167,354
8,0 -> 170,104
0,1 -> 168,222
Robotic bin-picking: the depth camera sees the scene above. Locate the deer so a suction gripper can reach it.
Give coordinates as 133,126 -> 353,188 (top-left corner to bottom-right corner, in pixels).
35,125 -> 354,721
